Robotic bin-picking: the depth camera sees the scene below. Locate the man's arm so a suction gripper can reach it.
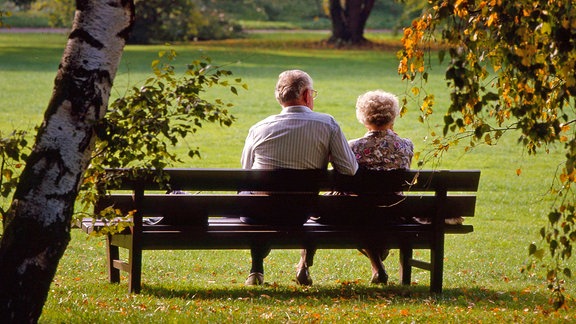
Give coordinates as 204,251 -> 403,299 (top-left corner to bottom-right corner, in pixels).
329,124 -> 358,175
241,131 -> 255,169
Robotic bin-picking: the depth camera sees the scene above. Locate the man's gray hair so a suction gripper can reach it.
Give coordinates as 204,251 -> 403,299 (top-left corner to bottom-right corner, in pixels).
356,90 -> 400,127
275,70 -> 313,104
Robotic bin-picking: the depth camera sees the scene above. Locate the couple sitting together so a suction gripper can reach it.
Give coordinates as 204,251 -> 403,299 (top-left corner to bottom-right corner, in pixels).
240,69 -> 414,286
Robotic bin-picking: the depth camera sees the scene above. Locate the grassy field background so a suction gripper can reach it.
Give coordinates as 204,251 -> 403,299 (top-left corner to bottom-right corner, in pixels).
0,31 -> 574,322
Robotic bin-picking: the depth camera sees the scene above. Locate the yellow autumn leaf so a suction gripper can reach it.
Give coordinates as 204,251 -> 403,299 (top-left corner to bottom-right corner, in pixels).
539,22 -> 551,35
2,169 -> 13,179
487,12 -> 497,26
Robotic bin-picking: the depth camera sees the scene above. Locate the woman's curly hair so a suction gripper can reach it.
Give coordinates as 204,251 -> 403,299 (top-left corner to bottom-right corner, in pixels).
355,90 -> 399,127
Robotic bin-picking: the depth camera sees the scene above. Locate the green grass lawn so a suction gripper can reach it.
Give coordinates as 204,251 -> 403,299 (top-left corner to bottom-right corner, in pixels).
0,31 -> 574,322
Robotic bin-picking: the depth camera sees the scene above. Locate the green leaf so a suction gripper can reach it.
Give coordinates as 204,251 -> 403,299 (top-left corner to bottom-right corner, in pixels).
438,50 -> 446,63
547,269 -> 557,281
474,124 -> 490,139
530,242 -> 545,260
482,92 -> 500,102
529,243 -> 537,255
550,240 -> 559,256
548,211 -> 561,224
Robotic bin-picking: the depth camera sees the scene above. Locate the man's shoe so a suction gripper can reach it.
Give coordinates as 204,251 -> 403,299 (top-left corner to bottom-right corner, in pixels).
371,270 -> 389,284
445,216 -> 464,225
296,267 -> 313,286
245,272 -> 264,285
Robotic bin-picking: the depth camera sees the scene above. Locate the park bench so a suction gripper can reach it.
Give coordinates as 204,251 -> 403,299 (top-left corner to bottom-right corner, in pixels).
81,168 -> 480,294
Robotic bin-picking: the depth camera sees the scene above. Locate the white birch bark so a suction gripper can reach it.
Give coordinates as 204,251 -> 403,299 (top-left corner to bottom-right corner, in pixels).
0,1 -> 134,322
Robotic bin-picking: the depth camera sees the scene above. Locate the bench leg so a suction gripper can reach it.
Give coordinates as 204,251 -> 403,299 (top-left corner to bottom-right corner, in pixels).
128,246 -> 142,294
106,236 -> 120,284
399,246 -> 412,286
430,242 -> 444,294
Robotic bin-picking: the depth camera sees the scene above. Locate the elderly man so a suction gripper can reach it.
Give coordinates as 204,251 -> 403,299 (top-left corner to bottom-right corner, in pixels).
241,69 -> 358,285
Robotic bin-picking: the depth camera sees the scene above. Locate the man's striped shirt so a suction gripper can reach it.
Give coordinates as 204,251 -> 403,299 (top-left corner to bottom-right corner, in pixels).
241,106 -> 358,175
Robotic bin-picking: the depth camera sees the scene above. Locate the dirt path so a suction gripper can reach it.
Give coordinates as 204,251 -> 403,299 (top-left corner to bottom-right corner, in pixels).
0,27 -> 69,33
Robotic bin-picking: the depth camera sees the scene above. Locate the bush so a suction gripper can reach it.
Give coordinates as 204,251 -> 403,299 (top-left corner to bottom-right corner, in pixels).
129,0 -> 242,44
2,0 -> 242,42
0,1 -> 51,28
32,0 -> 73,28
197,0 -> 325,21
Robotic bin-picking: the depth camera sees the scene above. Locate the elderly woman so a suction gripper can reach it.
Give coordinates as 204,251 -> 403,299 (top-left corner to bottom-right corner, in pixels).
348,90 -> 413,284
296,90 -> 413,285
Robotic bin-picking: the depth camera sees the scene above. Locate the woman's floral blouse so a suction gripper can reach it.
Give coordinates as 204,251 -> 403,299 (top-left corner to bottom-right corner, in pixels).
348,129 -> 413,170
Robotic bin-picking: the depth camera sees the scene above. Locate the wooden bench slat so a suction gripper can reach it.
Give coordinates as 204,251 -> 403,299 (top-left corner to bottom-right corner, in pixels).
112,260 -> 130,272
95,194 -> 477,224
104,225 -> 473,251
81,217 -> 474,236
102,169 -> 480,192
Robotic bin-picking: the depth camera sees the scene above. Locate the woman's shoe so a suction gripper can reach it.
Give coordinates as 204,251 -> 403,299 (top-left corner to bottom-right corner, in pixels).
371,270 -> 388,284
296,267 -> 313,286
245,272 -> 264,285
445,216 -> 464,225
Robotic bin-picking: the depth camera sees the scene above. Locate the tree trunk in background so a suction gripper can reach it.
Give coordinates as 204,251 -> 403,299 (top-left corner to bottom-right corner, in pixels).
328,0 -> 376,45
0,0 -> 134,322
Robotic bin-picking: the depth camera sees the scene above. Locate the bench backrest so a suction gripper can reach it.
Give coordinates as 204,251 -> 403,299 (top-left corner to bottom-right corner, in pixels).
94,168 -> 480,226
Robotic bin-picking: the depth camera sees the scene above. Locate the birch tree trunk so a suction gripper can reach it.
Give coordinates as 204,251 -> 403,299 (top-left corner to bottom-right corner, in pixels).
0,1 -> 134,322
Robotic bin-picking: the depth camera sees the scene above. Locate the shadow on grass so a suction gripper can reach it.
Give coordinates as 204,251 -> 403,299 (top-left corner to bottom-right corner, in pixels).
142,283 -> 551,311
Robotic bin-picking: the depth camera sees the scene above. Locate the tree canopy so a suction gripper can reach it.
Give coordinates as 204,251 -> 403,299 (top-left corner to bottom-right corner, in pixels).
399,0 -> 575,309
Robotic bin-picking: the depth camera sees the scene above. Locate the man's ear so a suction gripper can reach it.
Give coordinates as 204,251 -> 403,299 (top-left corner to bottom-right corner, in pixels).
304,89 -> 313,109
302,89 -> 310,101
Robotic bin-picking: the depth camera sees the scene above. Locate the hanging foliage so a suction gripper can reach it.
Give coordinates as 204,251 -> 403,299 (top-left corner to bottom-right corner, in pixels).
77,49 -> 247,228
398,0 -> 576,309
